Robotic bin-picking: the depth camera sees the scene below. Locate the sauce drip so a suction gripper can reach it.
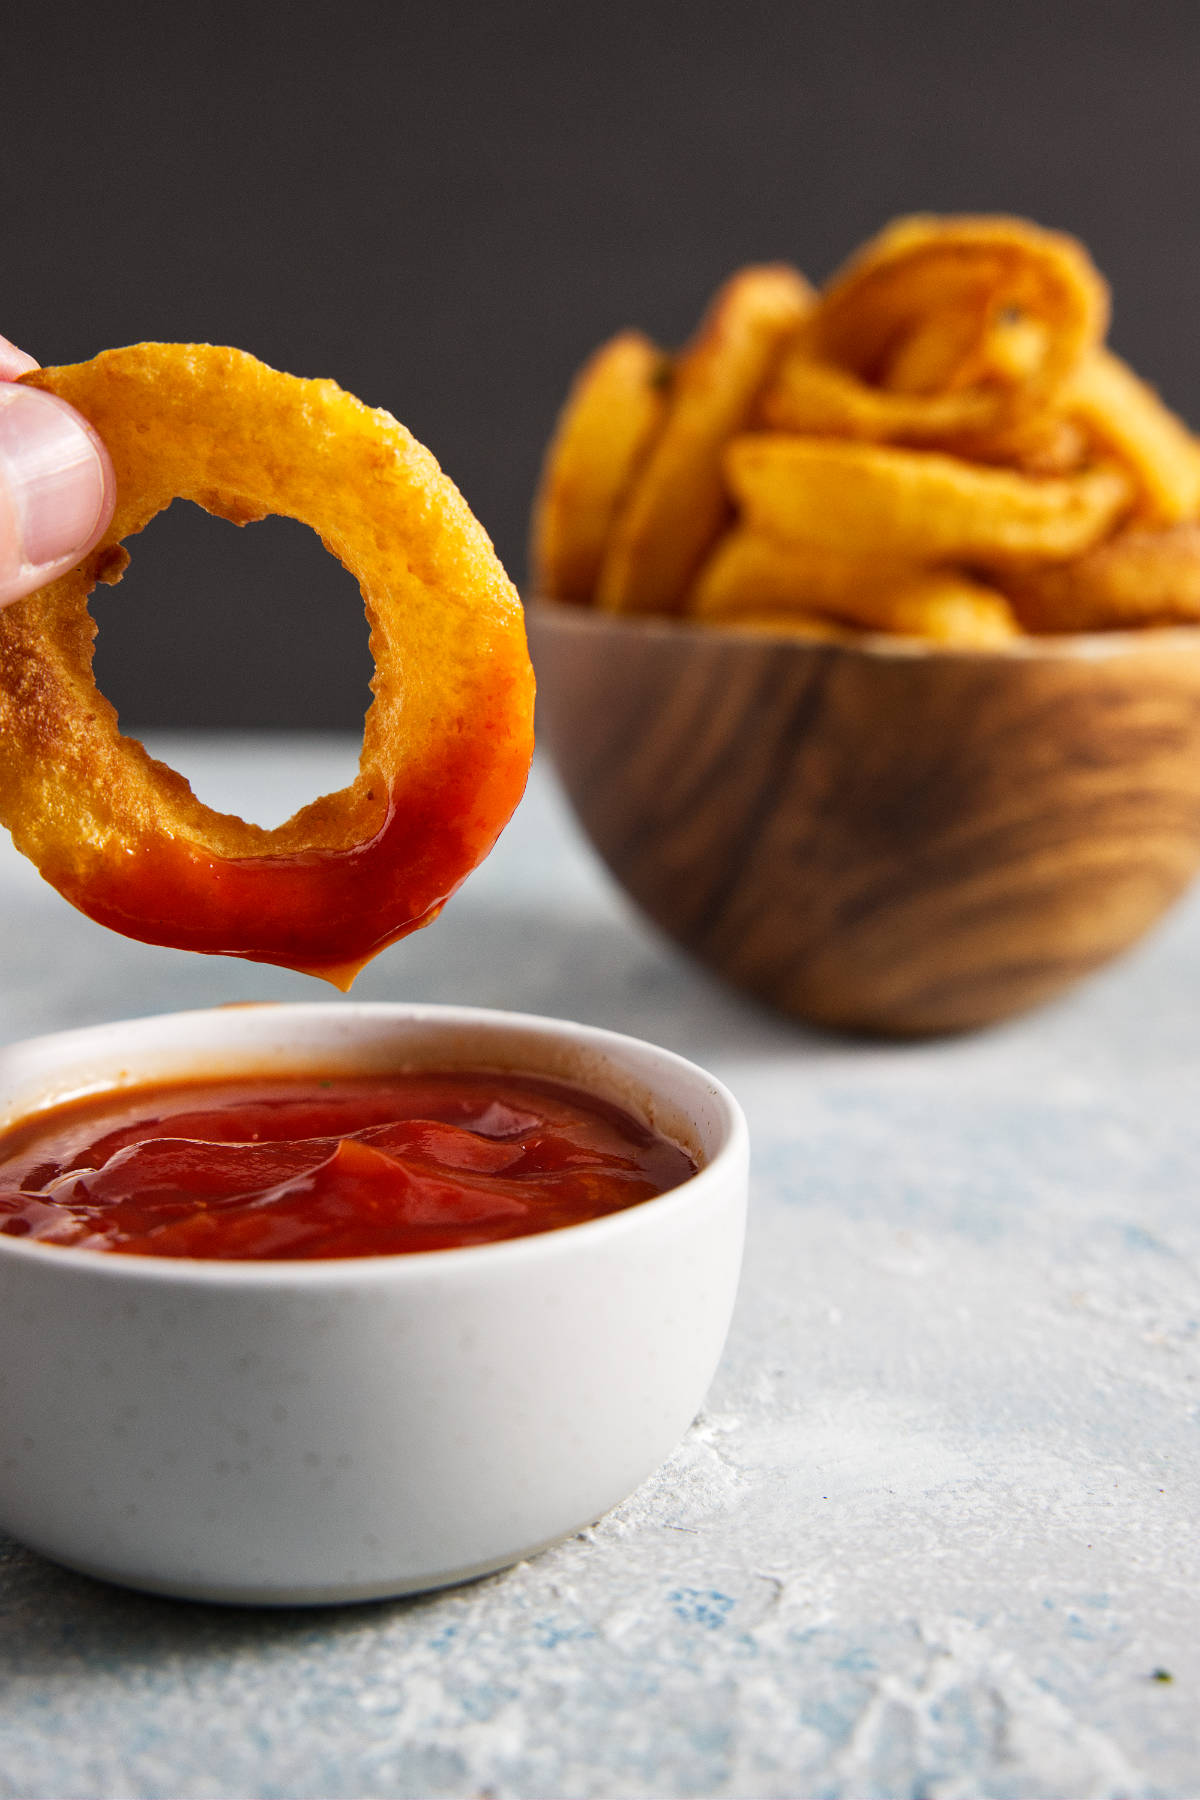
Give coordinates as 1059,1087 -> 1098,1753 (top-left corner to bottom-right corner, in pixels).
0,1072 -> 697,1260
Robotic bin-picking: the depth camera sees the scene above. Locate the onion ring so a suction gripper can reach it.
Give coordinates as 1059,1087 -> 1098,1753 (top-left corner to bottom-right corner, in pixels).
690,530 -> 909,618
811,214 -> 1108,408
595,265 -> 813,613
760,215 -> 1107,449
1065,348 -> 1200,525
1002,522 -> 1200,632
530,330 -> 669,604
0,343 -> 535,988
937,413 -> 1089,478
725,435 -> 1130,566
689,528 -> 1019,644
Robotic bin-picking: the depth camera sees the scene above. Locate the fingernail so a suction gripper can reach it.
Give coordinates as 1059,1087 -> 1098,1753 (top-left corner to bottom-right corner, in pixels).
0,335 -> 39,378
0,385 -> 113,578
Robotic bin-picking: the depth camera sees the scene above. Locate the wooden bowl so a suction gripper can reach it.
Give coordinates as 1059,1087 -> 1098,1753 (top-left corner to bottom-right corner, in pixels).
527,603 -> 1200,1035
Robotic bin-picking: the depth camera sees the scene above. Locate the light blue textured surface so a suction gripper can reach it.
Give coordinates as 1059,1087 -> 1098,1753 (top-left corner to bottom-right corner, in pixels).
0,737 -> 1196,1799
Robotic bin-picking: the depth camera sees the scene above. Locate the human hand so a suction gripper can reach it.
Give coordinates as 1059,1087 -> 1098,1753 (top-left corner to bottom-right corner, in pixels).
0,333 -> 115,609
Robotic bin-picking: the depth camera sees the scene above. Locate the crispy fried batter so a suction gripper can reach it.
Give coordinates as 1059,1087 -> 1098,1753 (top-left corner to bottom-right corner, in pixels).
760,216 -> 1107,451
594,265 -> 813,613
724,435 -> 1130,566
2,343 -> 535,984
690,529 -> 910,618
1065,348 -> 1200,525
689,528 -> 1019,645
1003,523 -> 1200,632
536,215 -> 1200,644
530,330 -> 669,604
810,214 -> 1108,408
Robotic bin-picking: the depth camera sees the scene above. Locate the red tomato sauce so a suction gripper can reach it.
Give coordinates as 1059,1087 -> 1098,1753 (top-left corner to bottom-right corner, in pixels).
46,733 -> 528,991
0,1072 -> 697,1260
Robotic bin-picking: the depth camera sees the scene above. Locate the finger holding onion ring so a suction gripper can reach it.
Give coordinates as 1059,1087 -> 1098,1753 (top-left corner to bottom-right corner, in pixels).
0,333 -> 116,611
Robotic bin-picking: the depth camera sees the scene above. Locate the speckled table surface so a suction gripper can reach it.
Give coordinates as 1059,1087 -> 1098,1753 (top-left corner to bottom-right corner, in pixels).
0,736 -> 1196,1800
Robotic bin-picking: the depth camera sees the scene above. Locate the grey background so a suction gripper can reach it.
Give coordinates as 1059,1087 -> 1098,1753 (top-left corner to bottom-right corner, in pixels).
5,0 -> 1198,728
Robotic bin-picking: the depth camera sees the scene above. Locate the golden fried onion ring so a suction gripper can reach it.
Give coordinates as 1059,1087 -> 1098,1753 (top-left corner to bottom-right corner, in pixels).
534,215 -> 1200,645
760,215 -> 1108,447
1064,348 -> 1200,525
725,435 -> 1130,566
530,330 -> 669,604
595,265 -> 814,613
813,214 -> 1107,404
690,528 -> 1019,645
0,343 -> 535,987
690,530 -> 909,619
1002,523 -> 1200,632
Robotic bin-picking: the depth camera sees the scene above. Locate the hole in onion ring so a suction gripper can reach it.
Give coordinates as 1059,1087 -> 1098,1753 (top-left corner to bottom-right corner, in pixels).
132,733 -> 365,834
91,504 -> 374,737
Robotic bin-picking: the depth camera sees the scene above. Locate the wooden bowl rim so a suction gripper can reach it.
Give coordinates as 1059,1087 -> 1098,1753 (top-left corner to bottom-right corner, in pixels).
525,596 -> 1200,666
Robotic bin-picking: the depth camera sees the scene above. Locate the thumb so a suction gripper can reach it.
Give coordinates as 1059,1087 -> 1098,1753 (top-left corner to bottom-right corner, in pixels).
0,384 -> 115,609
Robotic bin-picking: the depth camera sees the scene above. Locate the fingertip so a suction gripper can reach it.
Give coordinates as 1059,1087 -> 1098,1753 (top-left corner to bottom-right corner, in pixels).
0,386 -> 115,609
0,334 -> 40,380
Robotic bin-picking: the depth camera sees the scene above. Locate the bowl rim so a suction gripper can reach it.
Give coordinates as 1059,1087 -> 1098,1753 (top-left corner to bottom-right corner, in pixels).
524,593 -> 1200,663
0,1000 -> 748,1290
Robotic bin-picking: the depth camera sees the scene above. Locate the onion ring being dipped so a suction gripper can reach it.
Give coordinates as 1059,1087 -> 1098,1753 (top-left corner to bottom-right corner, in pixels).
0,343 -> 535,988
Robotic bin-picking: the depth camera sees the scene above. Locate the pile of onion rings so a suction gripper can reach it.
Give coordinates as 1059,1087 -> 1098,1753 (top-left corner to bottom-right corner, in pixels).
532,214 -> 1200,644
0,343 -> 535,985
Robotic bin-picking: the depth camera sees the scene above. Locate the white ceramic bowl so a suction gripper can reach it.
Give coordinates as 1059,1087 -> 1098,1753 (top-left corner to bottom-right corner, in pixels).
0,1002 -> 747,1606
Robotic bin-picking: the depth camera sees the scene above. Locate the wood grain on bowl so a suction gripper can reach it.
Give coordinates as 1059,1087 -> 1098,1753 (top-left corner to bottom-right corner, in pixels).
528,605 -> 1200,1035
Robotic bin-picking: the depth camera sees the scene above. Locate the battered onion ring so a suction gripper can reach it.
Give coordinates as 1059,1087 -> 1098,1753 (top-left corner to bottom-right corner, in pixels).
760,215 -> 1108,448
529,330 -> 669,604
759,351 -> 1004,443
725,435 -> 1131,566
812,214 -> 1108,407
851,571 -> 1021,645
1064,348 -> 1200,525
595,265 -> 814,614
689,529 -> 910,618
1001,523 -> 1200,632
688,528 -> 1020,645
938,413 -> 1089,478
708,589 -> 1017,647
0,343 -> 535,988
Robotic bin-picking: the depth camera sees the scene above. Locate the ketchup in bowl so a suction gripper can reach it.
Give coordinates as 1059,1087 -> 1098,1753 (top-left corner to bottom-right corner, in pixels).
0,1071 -> 697,1260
